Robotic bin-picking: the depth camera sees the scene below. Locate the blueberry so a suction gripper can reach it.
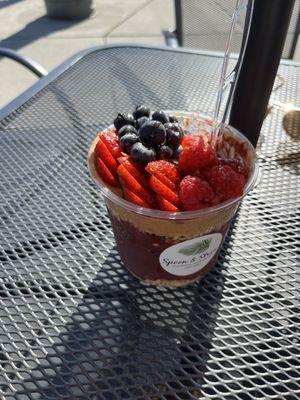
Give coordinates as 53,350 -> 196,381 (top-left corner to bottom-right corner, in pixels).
133,105 -> 150,120
168,114 -> 178,123
114,113 -> 135,131
165,122 -> 184,149
152,110 -> 169,124
136,116 -> 150,129
120,133 -> 139,154
157,145 -> 173,160
173,145 -> 183,160
139,120 -> 166,147
118,124 -> 137,139
130,142 -> 156,164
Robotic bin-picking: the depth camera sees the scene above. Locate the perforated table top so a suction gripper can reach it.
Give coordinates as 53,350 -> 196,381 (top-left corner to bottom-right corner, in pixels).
0,45 -> 299,400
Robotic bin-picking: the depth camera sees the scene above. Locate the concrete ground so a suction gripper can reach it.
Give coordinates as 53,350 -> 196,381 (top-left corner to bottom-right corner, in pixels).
0,0 -> 299,110
0,0 -> 174,108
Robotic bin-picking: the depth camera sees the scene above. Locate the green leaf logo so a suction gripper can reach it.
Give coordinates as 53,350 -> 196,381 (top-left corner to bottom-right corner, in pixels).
178,239 -> 211,256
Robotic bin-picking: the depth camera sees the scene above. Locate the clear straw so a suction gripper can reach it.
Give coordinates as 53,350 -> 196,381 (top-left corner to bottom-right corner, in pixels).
212,0 -> 246,146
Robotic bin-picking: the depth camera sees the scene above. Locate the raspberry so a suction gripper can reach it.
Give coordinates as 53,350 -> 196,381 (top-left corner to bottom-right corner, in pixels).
181,135 -> 195,148
210,165 -> 246,200
218,157 -> 249,177
193,166 -> 213,182
179,136 -> 218,174
179,176 -> 214,211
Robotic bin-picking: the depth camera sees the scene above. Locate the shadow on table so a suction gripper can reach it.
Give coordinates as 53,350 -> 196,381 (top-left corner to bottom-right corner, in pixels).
16,237 -> 232,399
0,16 -> 79,52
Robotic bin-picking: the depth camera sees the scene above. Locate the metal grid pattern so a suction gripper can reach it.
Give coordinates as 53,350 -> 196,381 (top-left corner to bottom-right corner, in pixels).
179,0 -> 300,59
0,46 -> 299,399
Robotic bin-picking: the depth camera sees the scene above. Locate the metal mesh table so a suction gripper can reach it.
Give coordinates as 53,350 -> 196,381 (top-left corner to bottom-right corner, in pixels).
0,45 -> 299,400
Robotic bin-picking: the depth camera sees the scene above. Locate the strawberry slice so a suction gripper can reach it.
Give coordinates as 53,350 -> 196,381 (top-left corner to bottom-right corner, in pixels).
95,139 -> 118,174
95,157 -> 118,186
120,158 -> 150,190
123,188 -> 151,208
146,160 -> 180,191
149,175 -> 180,206
99,129 -> 122,158
157,197 -> 179,212
117,164 -> 156,207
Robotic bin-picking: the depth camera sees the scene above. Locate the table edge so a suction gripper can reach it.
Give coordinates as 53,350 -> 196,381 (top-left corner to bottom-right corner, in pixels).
0,43 -> 299,123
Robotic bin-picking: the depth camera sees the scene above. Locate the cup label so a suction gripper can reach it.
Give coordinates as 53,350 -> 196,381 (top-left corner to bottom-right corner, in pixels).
159,233 -> 222,276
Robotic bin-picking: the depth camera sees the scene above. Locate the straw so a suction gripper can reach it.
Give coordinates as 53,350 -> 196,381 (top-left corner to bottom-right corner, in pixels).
212,0 -> 246,146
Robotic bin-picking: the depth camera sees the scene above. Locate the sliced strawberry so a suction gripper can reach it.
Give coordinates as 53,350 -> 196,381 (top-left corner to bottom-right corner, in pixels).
120,158 -> 150,190
100,129 -> 122,158
149,175 -> 180,206
157,197 -> 179,212
123,188 -> 151,208
146,160 -> 180,191
117,164 -> 156,207
95,157 -> 118,186
117,154 -> 129,164
95,139 -> 118,174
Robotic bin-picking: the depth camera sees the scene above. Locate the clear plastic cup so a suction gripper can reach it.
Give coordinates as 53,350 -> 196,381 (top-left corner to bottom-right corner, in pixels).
88,112 -> 259,287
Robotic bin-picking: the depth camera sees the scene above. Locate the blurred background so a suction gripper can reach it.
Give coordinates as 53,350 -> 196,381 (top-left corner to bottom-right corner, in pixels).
0,0 -> 299,109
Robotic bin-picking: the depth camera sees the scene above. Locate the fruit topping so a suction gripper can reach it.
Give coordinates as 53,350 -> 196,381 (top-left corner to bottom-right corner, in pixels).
178,136 -> 218,173
119,157 -> 150,189
218,158 -> 249,177
120,133 -> 139,154
210,165 -> 246,200
130,142 -> 156,164
157,145 -> 173,160
150,175 -> 180,207
136,116 -> 150,129
117,164 -> 156,207
123,188 -> 151,208
114,113 -> 135,131
118,124 -> 138,139
133,105 -> 150,120
92,108 -> 249,211
146,160 -> 180,190
94,130 -> 122,186
173,145 -> 183,160
95,157 -> 118,186
168,114 -> 178,123
165,122 -> 183,149
179,176 -> 214,211
139,120 -> 166,147
152,110 -> 169,124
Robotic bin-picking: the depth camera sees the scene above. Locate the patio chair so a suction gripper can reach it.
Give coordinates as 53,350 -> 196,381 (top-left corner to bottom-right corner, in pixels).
0,47 -> 47,78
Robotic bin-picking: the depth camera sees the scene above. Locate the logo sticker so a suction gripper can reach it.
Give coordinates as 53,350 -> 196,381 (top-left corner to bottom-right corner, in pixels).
159,233 -> 222,276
